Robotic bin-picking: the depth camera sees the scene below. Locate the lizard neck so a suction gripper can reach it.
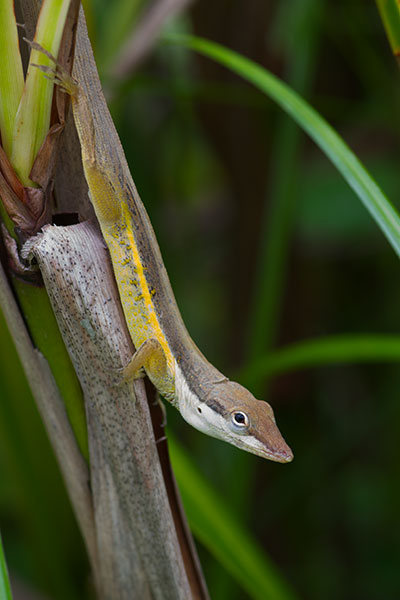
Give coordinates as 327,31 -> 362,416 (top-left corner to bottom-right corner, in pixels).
174,360 -> 226,434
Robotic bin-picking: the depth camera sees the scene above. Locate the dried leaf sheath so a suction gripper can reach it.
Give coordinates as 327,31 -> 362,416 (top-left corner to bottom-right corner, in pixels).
23,222 -> 192,600
0,237 -> 98,584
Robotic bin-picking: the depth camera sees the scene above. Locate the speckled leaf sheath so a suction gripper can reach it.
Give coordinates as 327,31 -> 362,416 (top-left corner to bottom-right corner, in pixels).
24,221 -> 193,600
0,233 -> 97,582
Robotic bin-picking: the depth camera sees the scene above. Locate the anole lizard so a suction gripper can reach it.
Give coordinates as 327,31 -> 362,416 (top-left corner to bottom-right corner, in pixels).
34,44 -> 293,463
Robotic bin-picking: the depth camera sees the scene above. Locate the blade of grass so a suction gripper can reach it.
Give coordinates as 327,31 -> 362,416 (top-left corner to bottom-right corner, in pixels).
0,0 -> 24,158
168,436 -> 298,600
247,0 -> 323,362
239,334 -> 400,388
10,0 -> 72,185
164,33 -> 400,258
376,0 -> 400,59
0,533 -> 12,600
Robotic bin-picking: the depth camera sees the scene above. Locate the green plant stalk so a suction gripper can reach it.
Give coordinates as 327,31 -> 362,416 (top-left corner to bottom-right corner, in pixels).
248,0 -> 323,363
10,0 -> 72,185
0,533 -> 12,600
0,0 -> 24,158
165,34 -> 400,259
13,278 -> 89,460
169,435 -> 298,600
239,334 -> 400,388
376,0 -> 400,59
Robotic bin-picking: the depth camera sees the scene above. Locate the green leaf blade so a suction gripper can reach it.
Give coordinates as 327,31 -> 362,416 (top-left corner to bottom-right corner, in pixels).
239,334 -> 400,387
376,0 -> 400,58
0,533 -> 13,600
165,34 -> 400,259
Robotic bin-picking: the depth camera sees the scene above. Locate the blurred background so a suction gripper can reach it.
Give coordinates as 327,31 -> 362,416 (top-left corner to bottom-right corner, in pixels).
1,0 -> 400,598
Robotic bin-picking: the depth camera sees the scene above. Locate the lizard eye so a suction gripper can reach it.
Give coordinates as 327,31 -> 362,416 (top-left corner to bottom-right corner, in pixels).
230,410 -> 249,433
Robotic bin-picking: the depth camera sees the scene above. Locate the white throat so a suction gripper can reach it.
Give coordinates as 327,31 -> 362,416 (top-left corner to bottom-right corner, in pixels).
174,362 -> 225,436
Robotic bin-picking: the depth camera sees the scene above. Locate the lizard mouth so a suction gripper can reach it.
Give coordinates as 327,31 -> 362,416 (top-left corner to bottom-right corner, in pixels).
262,447 -> 294,463
242,439 -> 294,463
223,427 -> 294,463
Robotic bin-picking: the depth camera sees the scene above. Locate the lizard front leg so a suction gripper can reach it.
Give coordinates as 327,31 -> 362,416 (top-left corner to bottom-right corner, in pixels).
123,338 -> 175,401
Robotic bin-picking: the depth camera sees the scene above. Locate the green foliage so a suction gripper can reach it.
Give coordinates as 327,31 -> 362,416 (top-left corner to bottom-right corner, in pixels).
0,312 -> 87,599
0,0 -> 24,158
97,0 -> 146,69
169,436 -> 298,600
165,33 -> 400,260
376,0 -> 400,57
0,0 -> 88,459
12,279 -> 88,459
0,533 -> 12,600
240,334 -> 400,387
248,0 -> 324,360
10,0 -> 72,185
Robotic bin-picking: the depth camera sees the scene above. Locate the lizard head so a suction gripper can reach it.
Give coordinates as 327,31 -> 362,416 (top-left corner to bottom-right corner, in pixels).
178,377 -> 293,463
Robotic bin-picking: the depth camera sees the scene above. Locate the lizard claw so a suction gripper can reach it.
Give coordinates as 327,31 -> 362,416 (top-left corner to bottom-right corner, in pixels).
106,363 -> 145,387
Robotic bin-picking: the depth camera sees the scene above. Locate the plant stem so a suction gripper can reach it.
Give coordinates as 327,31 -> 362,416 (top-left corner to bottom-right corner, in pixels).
0,0 -> 24,158
10,0 -> 72,185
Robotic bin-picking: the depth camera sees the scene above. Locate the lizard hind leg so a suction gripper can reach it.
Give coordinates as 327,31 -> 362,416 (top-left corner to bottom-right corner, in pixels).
122,338 -> 174,397
122,339 -> 172,424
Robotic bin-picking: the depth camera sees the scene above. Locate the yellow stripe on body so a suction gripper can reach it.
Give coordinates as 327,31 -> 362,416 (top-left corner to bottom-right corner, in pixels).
103,202 -> 175,377
70,89 -> 176,389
